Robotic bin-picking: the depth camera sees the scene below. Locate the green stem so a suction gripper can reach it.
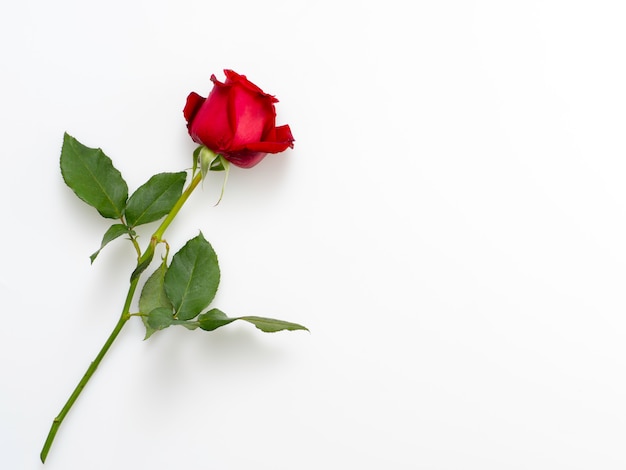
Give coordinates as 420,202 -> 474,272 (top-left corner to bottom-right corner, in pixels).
39,283 -> 136,463
154,171 -> 202,241
129,233 -> 142,259
120,216 -> 142,259
40,169 -> 203,463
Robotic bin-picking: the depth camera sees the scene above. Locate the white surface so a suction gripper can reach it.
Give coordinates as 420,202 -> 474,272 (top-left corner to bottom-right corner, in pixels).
2,1 -> 626,468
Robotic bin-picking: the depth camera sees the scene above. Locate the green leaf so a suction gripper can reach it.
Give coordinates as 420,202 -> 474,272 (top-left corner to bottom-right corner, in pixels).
89,224 -> 134,263
197,308 -> 236,331
198,308 -> 309,333
139,263 -> 173,339
130,249 -> 155,282
164,233 -> 220,321
146,307 -> 175,331
139,263 -> 172,314
239,316 -> 309,333
60,133 -> 128,219
172,319 -> 200,330
124,172 -> 187,227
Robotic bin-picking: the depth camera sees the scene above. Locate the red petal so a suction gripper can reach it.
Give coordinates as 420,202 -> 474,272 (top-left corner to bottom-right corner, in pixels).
240,140 -> 294,154
183,92 -> 205,124
223,151 -> 268,168
223,69 -> 278,102
274,125 -> 295,148
230,89 -> 275,147
189,83 -> 234,150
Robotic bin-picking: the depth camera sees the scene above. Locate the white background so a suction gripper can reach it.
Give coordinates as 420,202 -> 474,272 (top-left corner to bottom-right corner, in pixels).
2,1 -> 626,468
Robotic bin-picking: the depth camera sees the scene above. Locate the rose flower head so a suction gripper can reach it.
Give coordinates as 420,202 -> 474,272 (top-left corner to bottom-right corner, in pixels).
183,70 -> 294,168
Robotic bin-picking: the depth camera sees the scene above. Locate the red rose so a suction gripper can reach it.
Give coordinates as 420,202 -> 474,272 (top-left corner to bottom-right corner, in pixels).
183,70 -> 294,168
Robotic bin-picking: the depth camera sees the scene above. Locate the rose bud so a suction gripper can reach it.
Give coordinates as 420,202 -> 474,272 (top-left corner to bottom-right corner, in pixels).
183,70 -> 294,168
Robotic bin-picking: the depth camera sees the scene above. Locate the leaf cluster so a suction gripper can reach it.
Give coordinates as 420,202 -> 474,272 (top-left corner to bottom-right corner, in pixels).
138,233 -> 307,338
60,133 -> 187,262
60,133 -> 308,338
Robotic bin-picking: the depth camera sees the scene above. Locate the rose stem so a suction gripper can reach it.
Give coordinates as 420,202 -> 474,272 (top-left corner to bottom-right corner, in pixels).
40,170 -> 203,463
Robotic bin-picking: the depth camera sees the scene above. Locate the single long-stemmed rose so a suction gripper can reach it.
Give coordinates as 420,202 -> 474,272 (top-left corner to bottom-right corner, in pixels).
40,70 -> 306,463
